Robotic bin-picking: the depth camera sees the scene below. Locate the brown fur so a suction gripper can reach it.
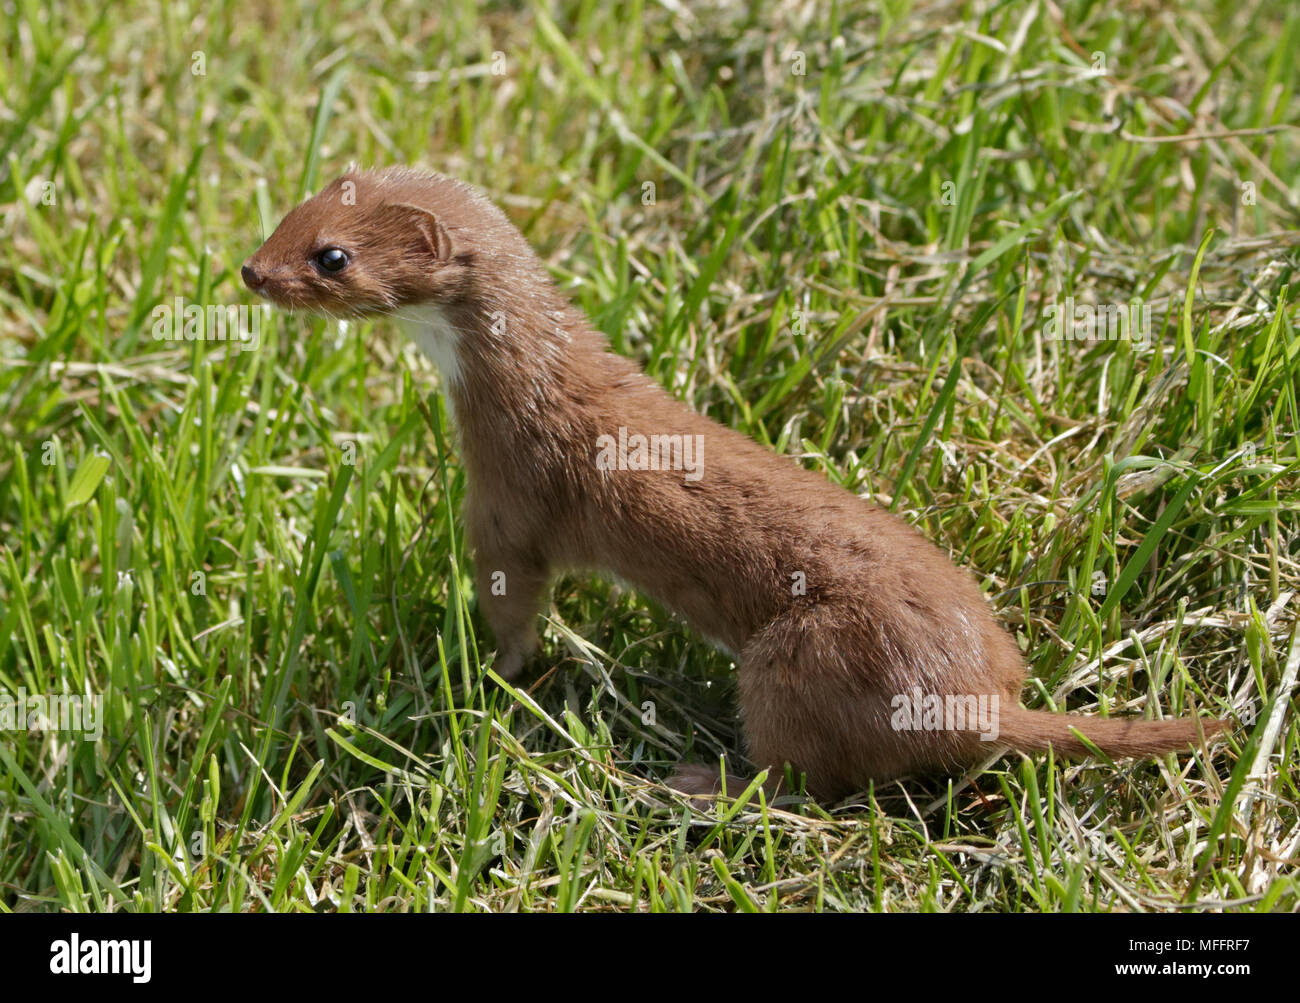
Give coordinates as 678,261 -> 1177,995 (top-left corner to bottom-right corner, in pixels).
243,166 -> 1227,801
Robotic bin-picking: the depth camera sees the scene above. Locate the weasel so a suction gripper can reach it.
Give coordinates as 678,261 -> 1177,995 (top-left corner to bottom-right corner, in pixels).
242,166 -> 1227,801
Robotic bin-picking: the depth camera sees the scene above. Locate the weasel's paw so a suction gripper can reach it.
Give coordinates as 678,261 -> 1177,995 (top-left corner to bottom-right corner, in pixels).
667,761 -> 791,808
665,761 -> 761,809
665,763 -> 725,796
492,648 -> 528,682
488,627 -> 538,683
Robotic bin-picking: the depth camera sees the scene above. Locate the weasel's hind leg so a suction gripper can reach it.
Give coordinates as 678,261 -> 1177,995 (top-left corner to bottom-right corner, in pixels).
664,617 -> 886,803
734,605 -> 983,800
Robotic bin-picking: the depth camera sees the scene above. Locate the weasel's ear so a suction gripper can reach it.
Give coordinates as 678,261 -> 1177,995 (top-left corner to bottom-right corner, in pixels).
394,202 -> 454,262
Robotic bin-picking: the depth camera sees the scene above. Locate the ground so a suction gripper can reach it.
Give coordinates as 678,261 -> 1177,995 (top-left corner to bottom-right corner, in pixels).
0,0 -> 1296,911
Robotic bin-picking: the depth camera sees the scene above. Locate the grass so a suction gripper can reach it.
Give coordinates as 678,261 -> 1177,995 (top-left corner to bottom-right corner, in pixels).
0,0 -> 1297,912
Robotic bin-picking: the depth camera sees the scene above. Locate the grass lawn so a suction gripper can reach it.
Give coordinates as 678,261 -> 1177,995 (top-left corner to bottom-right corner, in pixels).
0,0 -> 1297,912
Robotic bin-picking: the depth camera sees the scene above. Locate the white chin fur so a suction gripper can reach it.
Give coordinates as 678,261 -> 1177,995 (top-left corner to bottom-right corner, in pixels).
395,303 -> 462,402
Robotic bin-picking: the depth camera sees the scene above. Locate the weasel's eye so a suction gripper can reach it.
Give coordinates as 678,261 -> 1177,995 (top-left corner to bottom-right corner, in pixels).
315,248 -> 349,273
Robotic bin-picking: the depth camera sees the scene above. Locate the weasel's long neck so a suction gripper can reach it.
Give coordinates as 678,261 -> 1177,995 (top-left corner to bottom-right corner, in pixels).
396,290 -> 626,483
396,302 -> 467,409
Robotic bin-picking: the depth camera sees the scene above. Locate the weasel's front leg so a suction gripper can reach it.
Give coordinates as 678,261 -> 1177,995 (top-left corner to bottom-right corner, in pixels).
473,553 -> 550,681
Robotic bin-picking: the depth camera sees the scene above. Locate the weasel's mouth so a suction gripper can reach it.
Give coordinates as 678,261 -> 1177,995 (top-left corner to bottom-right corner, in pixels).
241,275 -> 300,310
243,282 -> 303,313
246,286 -> 358,321
248,285 -> 292,308
239,269 -> 372,319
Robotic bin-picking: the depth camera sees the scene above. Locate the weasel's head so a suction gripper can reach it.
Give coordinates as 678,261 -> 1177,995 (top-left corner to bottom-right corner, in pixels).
241,167 -> 495,318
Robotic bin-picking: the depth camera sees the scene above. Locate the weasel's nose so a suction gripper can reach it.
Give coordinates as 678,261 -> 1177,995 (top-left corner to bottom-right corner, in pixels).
241,263 -> 264,289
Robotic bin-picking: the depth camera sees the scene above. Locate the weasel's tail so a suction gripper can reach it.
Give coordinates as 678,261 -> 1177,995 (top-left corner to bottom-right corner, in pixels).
997,707 -> 1227,759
